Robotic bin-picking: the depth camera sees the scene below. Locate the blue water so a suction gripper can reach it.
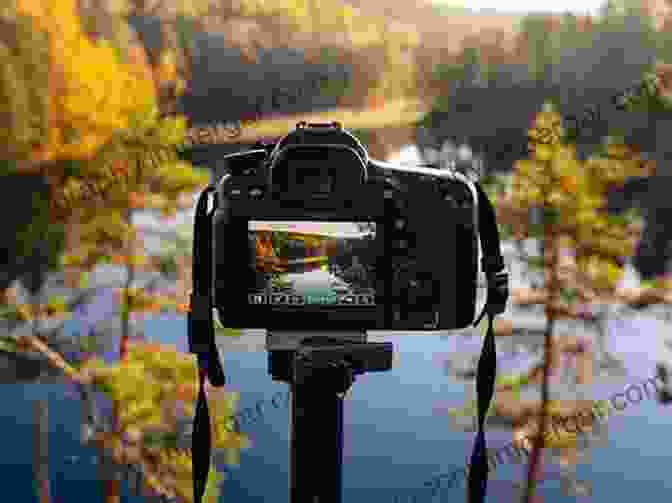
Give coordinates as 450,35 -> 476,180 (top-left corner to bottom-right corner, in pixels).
2,315 -> 672,502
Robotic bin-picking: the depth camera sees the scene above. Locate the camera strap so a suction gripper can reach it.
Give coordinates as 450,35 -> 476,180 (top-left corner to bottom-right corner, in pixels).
189,185 -> 226,503
468,182 -> 509,503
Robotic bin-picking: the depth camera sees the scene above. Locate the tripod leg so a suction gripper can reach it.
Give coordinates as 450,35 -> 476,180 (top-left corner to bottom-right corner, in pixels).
289,380 -> 344,503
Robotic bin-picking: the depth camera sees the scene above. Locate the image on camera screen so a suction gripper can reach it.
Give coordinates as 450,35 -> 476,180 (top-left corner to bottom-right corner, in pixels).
248,221 -> 377,306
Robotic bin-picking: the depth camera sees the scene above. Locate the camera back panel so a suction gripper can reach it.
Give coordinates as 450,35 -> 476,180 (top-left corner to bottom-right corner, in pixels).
369,160 -> 479,329
212,124 -> 481,331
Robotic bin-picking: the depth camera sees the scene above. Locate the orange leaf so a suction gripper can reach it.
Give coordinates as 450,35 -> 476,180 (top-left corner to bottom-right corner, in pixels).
128,192 -> 145,209
114,256 -> 125,265
175,303 -> 190,314
365,94 -> 385,110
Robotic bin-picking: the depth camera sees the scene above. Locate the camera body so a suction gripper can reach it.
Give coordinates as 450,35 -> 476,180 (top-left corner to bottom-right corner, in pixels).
212,122 -> 490,331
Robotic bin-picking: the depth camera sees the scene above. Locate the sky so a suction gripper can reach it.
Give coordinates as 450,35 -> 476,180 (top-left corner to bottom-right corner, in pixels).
429,0 -> 606,16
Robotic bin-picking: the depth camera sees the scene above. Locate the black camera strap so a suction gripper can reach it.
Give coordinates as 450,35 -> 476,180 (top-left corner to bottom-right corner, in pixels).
468,182 -> 509,503
189,185 -> 226,503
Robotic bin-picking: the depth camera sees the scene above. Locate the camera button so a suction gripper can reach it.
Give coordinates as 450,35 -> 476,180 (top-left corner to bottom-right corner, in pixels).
249,187 -> 264,199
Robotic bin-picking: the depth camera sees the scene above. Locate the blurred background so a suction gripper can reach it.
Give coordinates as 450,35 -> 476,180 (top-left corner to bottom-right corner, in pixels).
4,0 -> 672,502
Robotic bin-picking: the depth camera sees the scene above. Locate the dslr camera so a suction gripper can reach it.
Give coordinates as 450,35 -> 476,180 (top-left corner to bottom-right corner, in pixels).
187,122 -> 509,503
203,121 -> 508,331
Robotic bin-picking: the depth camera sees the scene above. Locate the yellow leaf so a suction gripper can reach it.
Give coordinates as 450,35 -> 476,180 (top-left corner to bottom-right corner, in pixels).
533,143 -> 554,162
156,51 -> 177,83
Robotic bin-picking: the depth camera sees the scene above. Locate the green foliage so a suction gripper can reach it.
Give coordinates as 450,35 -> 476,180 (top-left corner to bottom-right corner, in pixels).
0,171 -> 65,294
156,255 -> 178,277
458,46 -> 483,84
81,341 -> 247,502
559,286 -> 578,304
0,336 -> 18,352
422,3 -> 664,174
431,4 -> 472,16
174,14 -> 195,52
519,15 -> 557,83
155,224 -> 192,278
316,64 -> 352,101
270,232 -> 290,257
431,63 -> 466,88
270,273 -> 292,291
78,334 -> 99,353
526,255 -> 546,270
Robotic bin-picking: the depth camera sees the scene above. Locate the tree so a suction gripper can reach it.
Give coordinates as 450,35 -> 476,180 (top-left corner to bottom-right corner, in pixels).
617,63 -> 672,279
0,2 -> 232,501
493,103 -> 656,503
0,0 -> 155,300
418,7 -> 660,174
516,14 -> 558,83
4,0 -> 158,165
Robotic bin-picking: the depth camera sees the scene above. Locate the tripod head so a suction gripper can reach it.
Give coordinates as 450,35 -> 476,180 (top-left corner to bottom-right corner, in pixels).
266,331 -> 391,382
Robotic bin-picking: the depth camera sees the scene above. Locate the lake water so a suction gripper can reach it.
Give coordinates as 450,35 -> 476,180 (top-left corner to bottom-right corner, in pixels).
4,312 -> 672,503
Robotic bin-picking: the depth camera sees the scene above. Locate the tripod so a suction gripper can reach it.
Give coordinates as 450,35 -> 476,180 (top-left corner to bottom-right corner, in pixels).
266,331 -> 393,503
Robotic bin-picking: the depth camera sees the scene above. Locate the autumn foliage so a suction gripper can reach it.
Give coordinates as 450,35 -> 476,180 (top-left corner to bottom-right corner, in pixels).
494,103 -> 651,314
4,0 -> 155,163
488,97 -> 658,503
0,0 -> 209,311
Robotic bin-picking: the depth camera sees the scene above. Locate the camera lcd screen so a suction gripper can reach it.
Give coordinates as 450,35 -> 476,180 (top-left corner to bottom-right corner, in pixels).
248,221 -> 377,307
